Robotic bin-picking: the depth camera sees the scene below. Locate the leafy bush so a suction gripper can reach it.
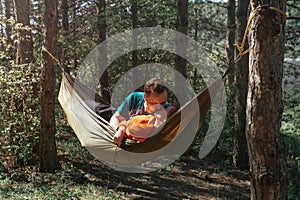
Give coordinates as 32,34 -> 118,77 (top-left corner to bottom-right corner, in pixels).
0,62 -> 40,168
281,62 -> 300,199
282,76 -> 300,160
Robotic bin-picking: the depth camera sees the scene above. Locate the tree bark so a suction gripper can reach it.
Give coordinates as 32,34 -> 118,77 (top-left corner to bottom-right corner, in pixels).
233,0 -> 250,171
131,0 -> 138,91
71,0 -> 79,70
61,0 -> 69,72
12,0 -> 35,112
13,0 -> 34,64
175,0 -> 188,78
223,0 -> 236,158
225,0 -> 236,86
1,1 -> 4,51
247,0 -> 288,199
192,4 -> 199,88
175,0 -> 188,105
0,2 -> 2,37
4,0 -> 14,58
40,0 -> 60,173
97,0 -> 111,103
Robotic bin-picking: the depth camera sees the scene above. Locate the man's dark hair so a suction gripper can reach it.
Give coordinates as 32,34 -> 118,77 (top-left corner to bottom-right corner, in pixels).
144,77 -> 167,95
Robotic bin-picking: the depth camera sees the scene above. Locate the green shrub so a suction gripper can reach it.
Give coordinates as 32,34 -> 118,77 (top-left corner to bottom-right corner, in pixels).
0,62 -> 40,167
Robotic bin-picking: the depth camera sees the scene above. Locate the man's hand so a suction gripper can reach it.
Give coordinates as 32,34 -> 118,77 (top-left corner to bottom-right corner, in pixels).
113,125 -> 126,147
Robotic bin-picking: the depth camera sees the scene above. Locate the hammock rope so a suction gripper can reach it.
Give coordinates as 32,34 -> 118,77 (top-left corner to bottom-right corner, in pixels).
234,5 -> 286,62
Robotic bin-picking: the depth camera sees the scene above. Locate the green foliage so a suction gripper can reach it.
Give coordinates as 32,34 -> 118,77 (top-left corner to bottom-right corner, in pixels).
288,175 -> 300,200
281,59 -> 300,161
0,16 -> 15,61
0,0 -> 299,198
281,59 -> 300,199
285,1 -> 300,59
0,62 -> 40,167
282,93 -> 300,160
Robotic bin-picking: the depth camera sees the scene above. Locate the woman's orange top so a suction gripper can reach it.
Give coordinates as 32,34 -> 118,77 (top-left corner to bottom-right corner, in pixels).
117,115 -> 155,142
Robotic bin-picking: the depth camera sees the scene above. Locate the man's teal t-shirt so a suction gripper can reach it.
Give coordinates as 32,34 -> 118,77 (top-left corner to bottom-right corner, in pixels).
117,92 -> 145,120
117,92 -> 170,120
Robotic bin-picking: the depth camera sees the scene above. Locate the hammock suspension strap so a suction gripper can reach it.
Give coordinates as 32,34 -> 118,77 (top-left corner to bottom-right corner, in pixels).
234,4 -> 286,62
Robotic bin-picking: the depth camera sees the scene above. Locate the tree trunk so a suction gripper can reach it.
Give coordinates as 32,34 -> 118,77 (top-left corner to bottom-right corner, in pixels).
0,1 -> 4,51
192,4 -> 199,88
223,0 -> 236,156
71,0 -> 79,70
13,0 -> 34,64
175,0 -> 188,105
97,0 -> 110,103
247,0 -> 288,199
131,0 -> 138,91
12,0 -> 35,112
0,2 -> 2,36
233,0 -> 250,171
61,0 -> 69,72
225,0 -> 236,86
40,0 -> 60,173
4,0 -> 14,58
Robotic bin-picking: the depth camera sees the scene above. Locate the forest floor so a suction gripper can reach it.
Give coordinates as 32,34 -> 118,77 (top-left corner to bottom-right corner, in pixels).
1,136 -> 300,200
0,130 -> 252,200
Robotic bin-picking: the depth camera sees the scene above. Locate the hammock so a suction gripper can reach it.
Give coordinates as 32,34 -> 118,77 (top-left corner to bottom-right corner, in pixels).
58,72 -> 223,172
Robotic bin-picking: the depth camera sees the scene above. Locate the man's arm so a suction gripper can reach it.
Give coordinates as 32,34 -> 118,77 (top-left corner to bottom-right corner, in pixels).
110,111 -> 127,146
109,111 -> 126,129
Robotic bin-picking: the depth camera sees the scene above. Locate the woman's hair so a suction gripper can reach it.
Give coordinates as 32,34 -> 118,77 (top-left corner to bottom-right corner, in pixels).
144,77 -> 167,95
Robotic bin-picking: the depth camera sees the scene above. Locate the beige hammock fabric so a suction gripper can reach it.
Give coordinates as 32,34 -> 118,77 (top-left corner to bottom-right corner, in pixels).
58,72 -> 223,172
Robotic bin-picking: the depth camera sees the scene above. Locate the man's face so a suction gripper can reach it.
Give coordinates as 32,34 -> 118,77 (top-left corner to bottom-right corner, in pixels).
144,90 -> 167,113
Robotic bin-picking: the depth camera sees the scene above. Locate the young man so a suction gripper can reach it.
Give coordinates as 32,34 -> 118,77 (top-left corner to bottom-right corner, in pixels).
109,77 -> 177,146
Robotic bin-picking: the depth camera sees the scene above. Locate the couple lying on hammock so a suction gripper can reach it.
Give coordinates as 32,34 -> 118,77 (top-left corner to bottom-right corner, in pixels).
109,77 -> 177,147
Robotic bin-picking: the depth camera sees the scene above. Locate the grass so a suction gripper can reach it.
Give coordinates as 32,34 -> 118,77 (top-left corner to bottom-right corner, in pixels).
0,161 -> 127,200
0,131 -> 251,200
0,174 -> 126,200
0,130 -> 129,200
